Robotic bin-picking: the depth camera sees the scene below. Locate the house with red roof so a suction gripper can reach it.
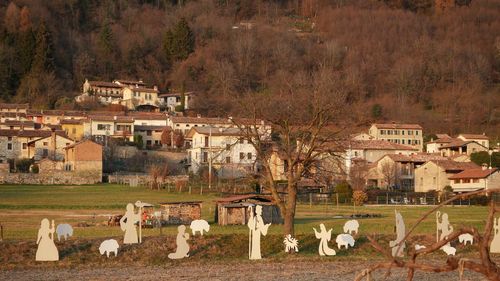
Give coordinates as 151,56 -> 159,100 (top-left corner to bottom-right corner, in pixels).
368,123 -> 424,151
449,166 -> 499,192
414,160 -> 479,192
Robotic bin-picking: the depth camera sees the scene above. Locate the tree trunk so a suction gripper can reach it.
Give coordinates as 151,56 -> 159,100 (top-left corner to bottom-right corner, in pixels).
283,180 -> 297,236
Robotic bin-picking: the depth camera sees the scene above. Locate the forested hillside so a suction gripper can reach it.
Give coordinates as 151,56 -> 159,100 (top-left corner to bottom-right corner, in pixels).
0,0 -> 498,137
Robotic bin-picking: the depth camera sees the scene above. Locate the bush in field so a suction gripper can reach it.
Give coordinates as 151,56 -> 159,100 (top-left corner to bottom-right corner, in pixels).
353,190 -> 368,206
30,164 -> 39,173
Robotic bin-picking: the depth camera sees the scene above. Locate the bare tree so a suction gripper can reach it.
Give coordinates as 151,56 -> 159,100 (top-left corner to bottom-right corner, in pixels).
356,189 -> 500,281
380,161 -> 397,190
230,65 -> 348,236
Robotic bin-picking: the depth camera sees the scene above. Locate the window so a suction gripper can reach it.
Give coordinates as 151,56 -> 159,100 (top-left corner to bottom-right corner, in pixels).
43,142 -> 48,146
226,156 -> 231,163
401,139 -> 405,144
72,128 -> 76,134
147,130 -> 152,136
226,144 -> 231,150
247,153 -> 252,160
66,143 -> 70,146
7,137 -> 12,141
116,125 -> 131,132
203,152 -> 208,163
205,136 -> 209,147
240,152 -> 245,160
416,131 -> 419,135
408,130 -> 413,135
473,179 -> 479,183
146,140 -> 152,146
7,143 -> 12,150
239,138 -> 244,144
22,143 -> 27,150
463,179 -> 471,183
42,149 -> 48,157
402,130 -> 405,135
380,130 -> 385,135
454,179 -> 460,184
97,124 -> 110,130
176,124 -> 180,127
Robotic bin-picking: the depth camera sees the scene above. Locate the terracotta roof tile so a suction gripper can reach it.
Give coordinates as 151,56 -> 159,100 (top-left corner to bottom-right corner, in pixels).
449,168 -> 498,179
458,134 -> 489,140
372,123 -> 423,130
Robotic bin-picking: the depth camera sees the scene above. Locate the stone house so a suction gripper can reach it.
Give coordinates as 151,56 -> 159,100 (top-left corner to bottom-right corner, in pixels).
457,134 -> 489,149
134,125 -> 167,149
0,103 -> 29,113
121,85 -> 160,111
367,153 -> 447,191
449,167 -> 499,192
186,127 -> 257,176
158,91 -> 195,112
414,160 -> 479,193
438,140 -> 488,157
368,123 -> 424,151
61,119 -> 85,141
64,139 -> 103,181
0,120 -> 36,130
27,131 -> 74,161
84,115 -> 135,142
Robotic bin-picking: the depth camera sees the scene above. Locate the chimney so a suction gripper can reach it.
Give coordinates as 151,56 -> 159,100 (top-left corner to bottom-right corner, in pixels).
154,86 -> 158,91
482,163 -> 488,170
114,116 -> 117,120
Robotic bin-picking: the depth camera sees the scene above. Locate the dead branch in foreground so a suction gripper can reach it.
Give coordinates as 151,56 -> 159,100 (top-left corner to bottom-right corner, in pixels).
355,188 -> 500,281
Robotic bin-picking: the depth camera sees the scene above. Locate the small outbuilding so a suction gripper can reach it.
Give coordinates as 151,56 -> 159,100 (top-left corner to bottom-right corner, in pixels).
215,194 -> 283,226
158,201 -> 202,224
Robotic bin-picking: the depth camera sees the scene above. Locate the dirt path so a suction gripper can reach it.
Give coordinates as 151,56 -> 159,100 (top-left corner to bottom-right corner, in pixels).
0,261 -> 486,281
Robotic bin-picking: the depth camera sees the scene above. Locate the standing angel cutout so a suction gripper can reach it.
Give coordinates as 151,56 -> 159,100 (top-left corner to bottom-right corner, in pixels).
390,210 -> 406,257
313,223 -> 336,256
36,218 -> 59,261
120,203 -> 140,244
248,205 -> 271,260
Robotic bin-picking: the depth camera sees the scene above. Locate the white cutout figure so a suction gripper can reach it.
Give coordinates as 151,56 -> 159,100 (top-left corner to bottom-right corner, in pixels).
120,203 -> 140,244
248,205 -> 271,260
283,234 -> 299,253
459,234 -> 474,246
99,239 -> 119,258
190,220 -> 210,236
36,218 -> 59,261
389,210 -> 406,257
490,217 -> 500,253
441,244 -> 456,256
343,220 -> 359,235
56,224 -> 73,241
168,225 -> 190,259
436,211 -> 454,245
336,233 -> 355,249
313,223 -> 336,256
415,244 -> 426,250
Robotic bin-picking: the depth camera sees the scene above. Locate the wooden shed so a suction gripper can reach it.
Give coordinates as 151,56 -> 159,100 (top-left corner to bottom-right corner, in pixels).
215,194 -> 283,226
158,201 -> 202,224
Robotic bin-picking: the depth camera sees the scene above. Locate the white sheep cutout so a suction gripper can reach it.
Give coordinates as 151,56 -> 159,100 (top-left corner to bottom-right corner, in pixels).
99,239 -> 119,258
441,244 -> 456,256
343,220 -> 359,235
283,234 -> 299,253
459,233 -> 474,246
56,224 -> 74,241
415,244 -> 426,250
190,220 -> 210,236
336,234 -> 355,250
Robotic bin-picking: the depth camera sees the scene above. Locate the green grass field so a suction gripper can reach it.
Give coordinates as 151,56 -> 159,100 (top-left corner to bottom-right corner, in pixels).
0,184 -> 489,241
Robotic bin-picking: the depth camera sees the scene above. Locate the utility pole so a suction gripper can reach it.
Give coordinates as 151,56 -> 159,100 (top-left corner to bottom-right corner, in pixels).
208,126 -> 212,190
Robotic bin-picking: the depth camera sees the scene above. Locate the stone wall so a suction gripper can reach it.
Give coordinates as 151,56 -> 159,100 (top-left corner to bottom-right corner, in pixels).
0,169 -> 101,185
108,173 -> 188,185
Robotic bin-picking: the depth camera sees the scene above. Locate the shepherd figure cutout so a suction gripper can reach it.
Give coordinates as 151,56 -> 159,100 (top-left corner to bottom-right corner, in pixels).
248,205 -> 271,260
490,217 -> 500,253
313,223 -> 336,256
120,203 -> 140,244
36,218 -> 59,261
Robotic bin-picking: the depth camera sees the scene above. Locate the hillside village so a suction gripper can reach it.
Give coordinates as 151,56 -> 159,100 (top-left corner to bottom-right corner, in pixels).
0,78 -> 497,195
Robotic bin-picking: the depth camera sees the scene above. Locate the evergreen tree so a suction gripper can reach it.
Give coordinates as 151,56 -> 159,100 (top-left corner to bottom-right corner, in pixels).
163,18 -> 195,62
32,22 -> 54,73
16,29 -> 35,75
98,21 -> 115,55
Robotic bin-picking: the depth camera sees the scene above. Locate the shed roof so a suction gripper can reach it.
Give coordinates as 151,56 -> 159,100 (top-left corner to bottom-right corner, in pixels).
449,168 -> 498,179
215,194 -> 274,203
